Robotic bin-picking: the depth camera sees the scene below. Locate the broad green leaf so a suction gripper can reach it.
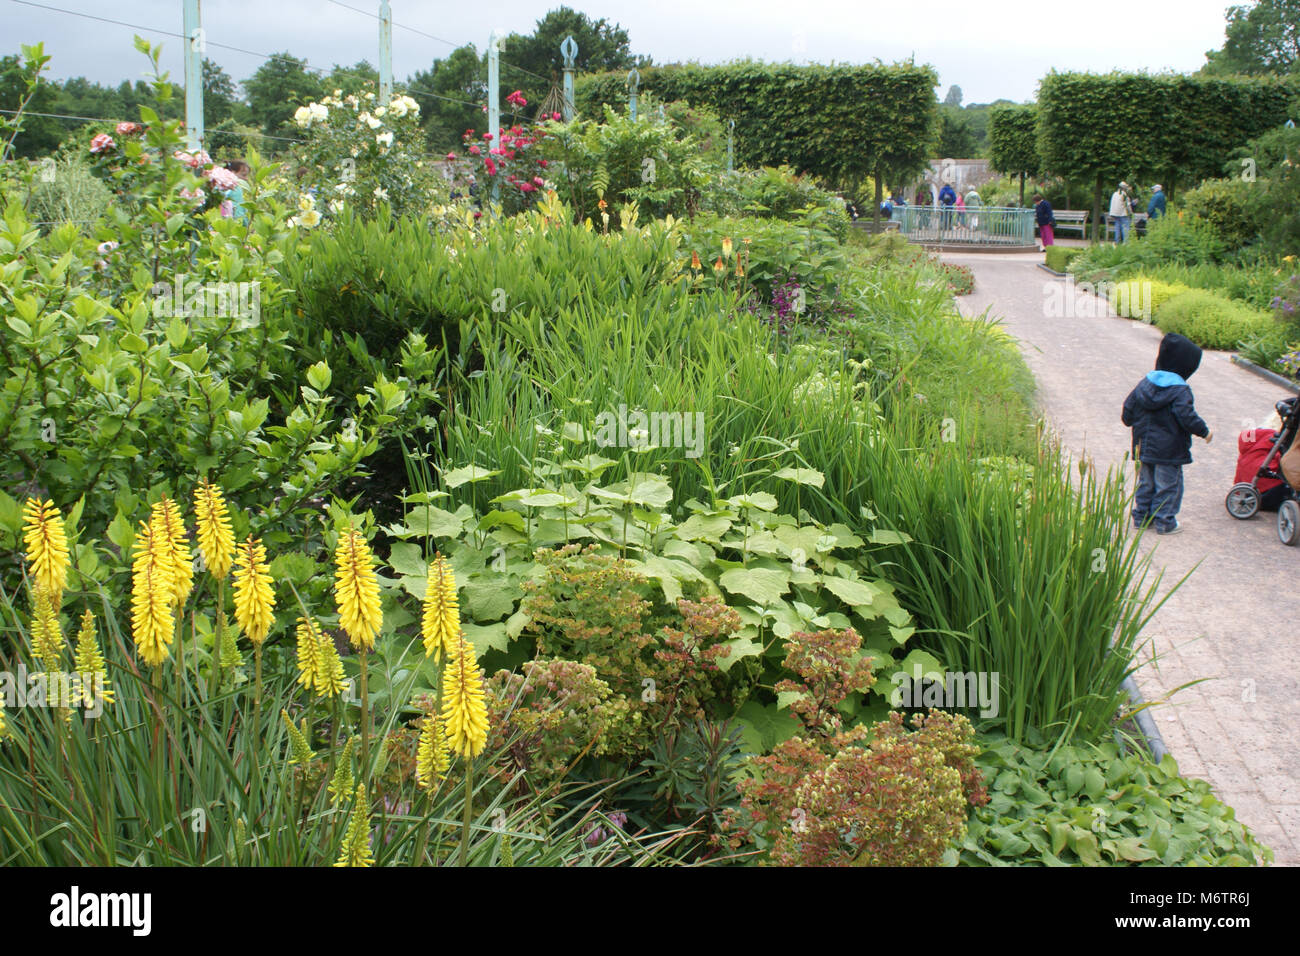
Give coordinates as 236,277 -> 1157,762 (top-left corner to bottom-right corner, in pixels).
718,567 -> 789,605
772,467 -> 825,488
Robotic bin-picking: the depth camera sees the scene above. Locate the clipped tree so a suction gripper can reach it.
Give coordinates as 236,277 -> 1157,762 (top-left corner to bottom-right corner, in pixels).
242,52 -> 325,137
575,61 -> 937,222
1037,71 -> 1297,239
988,104 -> 1040,206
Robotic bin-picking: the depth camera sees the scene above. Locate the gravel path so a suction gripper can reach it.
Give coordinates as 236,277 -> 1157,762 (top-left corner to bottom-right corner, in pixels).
950,251 -> 1300,866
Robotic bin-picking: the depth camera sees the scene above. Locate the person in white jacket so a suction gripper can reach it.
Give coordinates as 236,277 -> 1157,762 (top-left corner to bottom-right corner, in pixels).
1109,182 -> 1134,243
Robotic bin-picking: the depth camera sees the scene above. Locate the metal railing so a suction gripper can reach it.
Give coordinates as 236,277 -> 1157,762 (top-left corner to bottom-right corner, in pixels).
892,204 -> 1036,246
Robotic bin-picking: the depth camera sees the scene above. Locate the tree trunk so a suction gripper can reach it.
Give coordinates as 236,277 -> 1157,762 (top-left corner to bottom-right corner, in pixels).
1018,171 -> 1026,208
1091,174 -> 1103,243
873,166 -> 883,225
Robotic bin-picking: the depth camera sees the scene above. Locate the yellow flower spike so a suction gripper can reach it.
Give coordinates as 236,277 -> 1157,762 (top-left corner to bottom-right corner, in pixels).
193,479 -> 235,579
713,255 -> 726,274
328,737 -> 356,805
721,236 -> 733,258
151,498 -> 194,607
22,498 -> 70,610
415,706 -> 451,791
333,527 -> 382,650
314,629 -> 346,698
335,785 -> 375,867
0,696 -> 7,740
219,625 -> 244,669
30,585 -> 65,672
441,635 -> 489,759
421,554 -> 461,662
294,617 -> 323,693
73,609 -> 113,706
130,520 -> 175,668
281,709 -> 315,765
232,537 -> 275,646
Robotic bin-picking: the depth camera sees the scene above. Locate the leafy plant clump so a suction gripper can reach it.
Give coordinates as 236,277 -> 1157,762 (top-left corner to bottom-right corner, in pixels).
962,736 -> 1272,866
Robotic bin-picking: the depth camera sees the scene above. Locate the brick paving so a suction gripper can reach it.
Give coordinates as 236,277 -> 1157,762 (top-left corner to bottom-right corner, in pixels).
951,251 -> 1300,866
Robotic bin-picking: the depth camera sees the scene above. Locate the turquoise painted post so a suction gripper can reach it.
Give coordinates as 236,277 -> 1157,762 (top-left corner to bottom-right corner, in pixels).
627,68 -> 639,121
727,119 -> 734,173
378,0 -> 392,102
488,29 -> 500,203
560,35 -> 577,121
183,0 -> 204,151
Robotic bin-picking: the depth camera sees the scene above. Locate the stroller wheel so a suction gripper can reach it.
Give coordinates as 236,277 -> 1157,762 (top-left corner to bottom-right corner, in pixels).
1225,483 -> 1260,519
1279,500 -> 1300,546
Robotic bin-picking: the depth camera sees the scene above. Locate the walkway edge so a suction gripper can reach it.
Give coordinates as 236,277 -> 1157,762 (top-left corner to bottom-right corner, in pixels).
1230,355 -> 1300,395
1036,263 -> 1067,278
1121,675 -> 1170,764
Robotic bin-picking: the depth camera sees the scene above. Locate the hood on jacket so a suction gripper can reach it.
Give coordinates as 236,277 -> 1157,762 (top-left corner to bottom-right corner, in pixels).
1156,333 -> 1202,380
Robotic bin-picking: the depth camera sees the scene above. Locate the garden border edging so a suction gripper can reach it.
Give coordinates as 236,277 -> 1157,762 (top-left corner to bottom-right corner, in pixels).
1121,675 -> 1170,764
1230,355 -> 1300,394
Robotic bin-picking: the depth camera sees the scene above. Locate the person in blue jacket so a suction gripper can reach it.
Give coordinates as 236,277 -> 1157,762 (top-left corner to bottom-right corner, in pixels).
1122,333 -> 1213,535
1147,184 -> 1167,219
938,181 -> 956,230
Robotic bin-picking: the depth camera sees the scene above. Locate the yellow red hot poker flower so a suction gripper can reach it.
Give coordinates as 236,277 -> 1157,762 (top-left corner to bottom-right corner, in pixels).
333,527 -> 381,650
30,585 -> 65,672
151,498 -> 193,607
335,785 -> 375,867
421,554 -> 460,662
22,498 -> 70,609
193,479 -> 235,579
73,609 -> 113,706
441,635 -> 488,759
131,519 -> 176,667
415,705 -> 451,791
232,537 -> 275,645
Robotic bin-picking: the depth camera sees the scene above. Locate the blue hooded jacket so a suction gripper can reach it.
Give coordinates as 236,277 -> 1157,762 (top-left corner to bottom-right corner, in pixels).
939,184 -> 956,206
1147,191 -> 1166,218
1121,333 -> 1209,465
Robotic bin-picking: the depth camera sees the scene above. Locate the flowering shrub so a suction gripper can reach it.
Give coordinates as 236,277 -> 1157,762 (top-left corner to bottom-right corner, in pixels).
448,95 -> 555,217
939,262 -> 975,295
292,88 -> 447,220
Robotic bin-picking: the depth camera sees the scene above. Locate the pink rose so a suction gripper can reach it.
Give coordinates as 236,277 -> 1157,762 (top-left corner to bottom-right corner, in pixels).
484,158 -> 497,176
552,111 -> 562,121
90,133 -> 115,153
205,166 -> 241,191
446,152 -> 456,160
468,144 -> 481,156
115,122 -> 142,136
482,132 -> 493,141
537,159 -> 549,168
533,176 -> 544,186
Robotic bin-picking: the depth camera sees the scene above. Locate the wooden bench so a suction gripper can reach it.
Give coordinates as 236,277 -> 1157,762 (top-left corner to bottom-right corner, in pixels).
1053,210 -> 1089,235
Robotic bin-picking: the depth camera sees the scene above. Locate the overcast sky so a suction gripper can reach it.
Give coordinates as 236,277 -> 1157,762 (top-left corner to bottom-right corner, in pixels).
5,0 -> 1238,105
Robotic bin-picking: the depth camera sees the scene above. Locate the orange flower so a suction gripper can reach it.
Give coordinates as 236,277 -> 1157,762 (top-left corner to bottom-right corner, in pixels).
597,198 -> 608,210
713,256 -> 725,273
691,250 -> 701,270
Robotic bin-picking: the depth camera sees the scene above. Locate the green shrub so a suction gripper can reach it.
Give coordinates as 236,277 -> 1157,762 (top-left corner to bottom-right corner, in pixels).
962,735 -> 1272,866
1154,289 -> 1272,350
1180,177 -> 1263,249
1045,246 -> 1082,273
21,156 -> 112,231
1108,276 -> 1189,319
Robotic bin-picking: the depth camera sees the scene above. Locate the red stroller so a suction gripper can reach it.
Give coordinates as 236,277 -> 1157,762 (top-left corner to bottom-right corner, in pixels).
1226,396 -> 1300,545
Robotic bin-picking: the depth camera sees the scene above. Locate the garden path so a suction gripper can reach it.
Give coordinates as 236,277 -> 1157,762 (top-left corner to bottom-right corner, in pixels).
949,251 -> 1300,866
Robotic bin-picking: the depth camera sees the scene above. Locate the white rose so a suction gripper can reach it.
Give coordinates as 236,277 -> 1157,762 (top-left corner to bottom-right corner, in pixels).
376,131 -> 394,148
293,105 -> 312,127
373,186 -> 389,200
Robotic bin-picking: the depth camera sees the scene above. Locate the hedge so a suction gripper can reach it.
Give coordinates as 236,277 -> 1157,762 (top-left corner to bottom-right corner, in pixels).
574,61 -> 938,198
1045,246 -> 1083,273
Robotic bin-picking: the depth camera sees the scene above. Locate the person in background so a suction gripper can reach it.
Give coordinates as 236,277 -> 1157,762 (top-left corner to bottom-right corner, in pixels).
878,196 -> 891,220
938,180 -> 957,230
964,187 -> 982,231
1033,192 -> 1056,250
1109,181 -> 1134,242
1147,184 -> 1166,219
954,188 -> 967,229
224,159 -> 251,223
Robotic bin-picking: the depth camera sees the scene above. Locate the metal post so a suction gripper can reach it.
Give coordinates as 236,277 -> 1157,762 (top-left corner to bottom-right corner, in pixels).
488,29 -> 501,202
560,35 -> 577,122
378,0 -> 392,102
183,0 -> 204,151
727,119 -> 734,173
627,68 -> 639,121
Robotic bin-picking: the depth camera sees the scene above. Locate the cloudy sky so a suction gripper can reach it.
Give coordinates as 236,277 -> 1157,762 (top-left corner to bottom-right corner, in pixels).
6,0 -> 1238,105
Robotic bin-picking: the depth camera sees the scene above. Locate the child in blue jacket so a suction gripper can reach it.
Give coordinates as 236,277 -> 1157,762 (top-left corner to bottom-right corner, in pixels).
1122,333 -> 1213,535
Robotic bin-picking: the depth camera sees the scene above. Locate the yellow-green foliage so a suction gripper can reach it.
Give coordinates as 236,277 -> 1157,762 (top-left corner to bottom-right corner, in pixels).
1110,277 -> 1189,319
1154,289 -> 1272,351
